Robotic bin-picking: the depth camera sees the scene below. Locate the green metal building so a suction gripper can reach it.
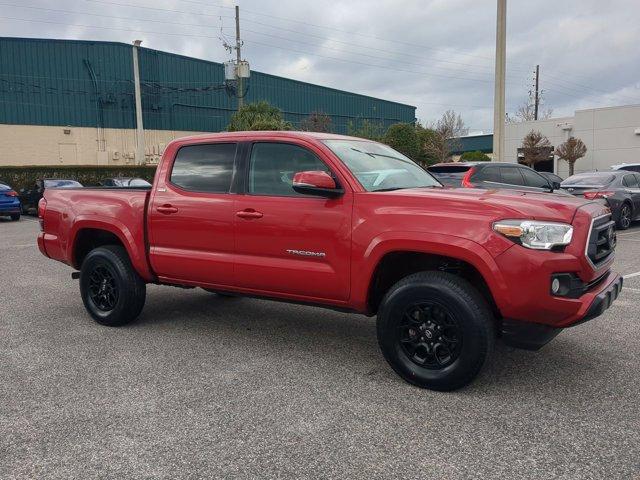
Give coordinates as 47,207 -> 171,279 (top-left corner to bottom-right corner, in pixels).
0,37 -> 416,134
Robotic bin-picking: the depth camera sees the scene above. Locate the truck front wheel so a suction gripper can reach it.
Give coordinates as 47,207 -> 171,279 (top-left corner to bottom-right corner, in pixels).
80,245 -> 146,326
377,271 -> 494,391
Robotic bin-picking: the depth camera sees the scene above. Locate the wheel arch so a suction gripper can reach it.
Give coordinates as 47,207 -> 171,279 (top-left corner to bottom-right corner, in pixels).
69,219 -> 154,281
355,233 -> 508,316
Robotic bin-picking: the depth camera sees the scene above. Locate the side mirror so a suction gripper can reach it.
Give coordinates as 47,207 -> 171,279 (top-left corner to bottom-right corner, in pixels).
292,171 -> 343,198
550,181 -> 561,191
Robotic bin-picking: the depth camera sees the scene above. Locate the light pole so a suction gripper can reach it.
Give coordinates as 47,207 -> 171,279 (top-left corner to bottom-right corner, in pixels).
132,39 -> 145,165
492,0 -> 507,161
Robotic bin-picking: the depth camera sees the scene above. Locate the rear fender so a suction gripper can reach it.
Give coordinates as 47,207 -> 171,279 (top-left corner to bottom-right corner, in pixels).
68,217 -> 154,281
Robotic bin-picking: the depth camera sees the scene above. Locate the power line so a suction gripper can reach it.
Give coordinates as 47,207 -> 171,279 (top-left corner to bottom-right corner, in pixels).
79,0 -> 626,99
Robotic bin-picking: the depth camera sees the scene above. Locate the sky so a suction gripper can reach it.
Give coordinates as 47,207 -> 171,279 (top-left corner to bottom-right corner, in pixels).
1,0 -> 639,133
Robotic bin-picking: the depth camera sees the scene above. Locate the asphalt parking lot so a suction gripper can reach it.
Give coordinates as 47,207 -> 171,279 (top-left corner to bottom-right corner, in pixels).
1,218 -> 639,479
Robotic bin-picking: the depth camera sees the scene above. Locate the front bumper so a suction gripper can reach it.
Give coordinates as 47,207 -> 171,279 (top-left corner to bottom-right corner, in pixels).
501,272 -> 623,350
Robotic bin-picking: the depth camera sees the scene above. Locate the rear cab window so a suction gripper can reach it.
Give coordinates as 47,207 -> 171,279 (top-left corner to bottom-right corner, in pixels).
170,143 -> 237,193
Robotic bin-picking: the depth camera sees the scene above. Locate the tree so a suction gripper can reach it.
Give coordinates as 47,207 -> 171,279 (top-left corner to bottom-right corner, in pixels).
383,123 -> 422,160
520,130 -> 552,167
555,137 -> 587,176
415,125 -> 440,165
422,110 -> 468,163
506,102 -> 553,123
460,150 -> 491,162
347,119 -> 385,141
227,101 -> 291,131
300,111 -> 332,133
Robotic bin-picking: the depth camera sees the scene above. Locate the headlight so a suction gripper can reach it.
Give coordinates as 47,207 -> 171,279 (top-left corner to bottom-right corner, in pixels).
493,220 -> 573,250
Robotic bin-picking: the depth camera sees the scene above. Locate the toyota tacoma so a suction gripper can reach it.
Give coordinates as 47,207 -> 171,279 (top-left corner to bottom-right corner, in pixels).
37,132 -> 623,390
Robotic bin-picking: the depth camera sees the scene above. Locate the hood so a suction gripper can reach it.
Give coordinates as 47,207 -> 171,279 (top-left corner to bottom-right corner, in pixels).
376,187 -> 593,223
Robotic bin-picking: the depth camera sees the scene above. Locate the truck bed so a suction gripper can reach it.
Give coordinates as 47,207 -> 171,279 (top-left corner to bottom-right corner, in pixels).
38,187 -> 155,281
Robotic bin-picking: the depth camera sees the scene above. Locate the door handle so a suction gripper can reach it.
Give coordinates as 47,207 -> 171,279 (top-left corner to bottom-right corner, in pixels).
157,204 -> 178,214
236,209 -> 263,219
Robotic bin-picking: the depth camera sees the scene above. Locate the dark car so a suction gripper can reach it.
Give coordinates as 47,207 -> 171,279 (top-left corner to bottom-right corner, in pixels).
0,181 -> 21,221
20,178 -> 83,215
427,162 -> 562,193
99,177 -> 151,187
611,163 -> 640,173
561,170 -> 640,230
538,171 -> 564,185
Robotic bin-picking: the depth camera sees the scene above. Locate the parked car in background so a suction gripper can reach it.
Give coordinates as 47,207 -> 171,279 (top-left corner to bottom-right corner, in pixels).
611,163 -> 640,173
561,170 -> 640,230
20,179 -> 83,215
99,177 -> 152,187
0,181 -> 21,221
538,171 -> 564,185
427,162 -> 563,193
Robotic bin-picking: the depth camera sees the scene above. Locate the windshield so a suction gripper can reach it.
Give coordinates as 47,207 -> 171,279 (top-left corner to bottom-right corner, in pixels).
562,174 -> 614,186
322,139 -> 440,191
44,179 -> 83,188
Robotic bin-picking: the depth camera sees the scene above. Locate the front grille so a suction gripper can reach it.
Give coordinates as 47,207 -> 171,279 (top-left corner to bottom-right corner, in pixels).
586,215 -> 616,268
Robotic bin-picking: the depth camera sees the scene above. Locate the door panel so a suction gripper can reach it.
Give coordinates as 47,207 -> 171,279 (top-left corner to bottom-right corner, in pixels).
234,142 -> 352,301
148,143 -> 237,286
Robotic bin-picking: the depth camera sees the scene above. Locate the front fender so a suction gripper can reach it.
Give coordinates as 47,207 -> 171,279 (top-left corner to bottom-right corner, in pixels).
351,231 -> 509,313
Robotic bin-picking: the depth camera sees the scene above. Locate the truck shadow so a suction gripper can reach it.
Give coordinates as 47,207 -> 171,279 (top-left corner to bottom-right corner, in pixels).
133,287 -> 623,399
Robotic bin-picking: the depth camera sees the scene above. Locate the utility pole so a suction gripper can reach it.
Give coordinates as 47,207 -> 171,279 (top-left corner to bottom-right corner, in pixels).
492,0 -> 507,162
533,64 -> 540,120
235,5 -> 243,110
132,40 -> 145,165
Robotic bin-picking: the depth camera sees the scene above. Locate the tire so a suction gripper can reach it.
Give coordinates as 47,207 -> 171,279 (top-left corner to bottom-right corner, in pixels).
80,245 -> 146,326
10,213 -> 20,221
377,271 -> 494,391
616,203 -> 632,230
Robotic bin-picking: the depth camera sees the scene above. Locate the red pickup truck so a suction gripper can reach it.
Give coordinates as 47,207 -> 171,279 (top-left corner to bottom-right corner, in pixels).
38,131 -> 623,390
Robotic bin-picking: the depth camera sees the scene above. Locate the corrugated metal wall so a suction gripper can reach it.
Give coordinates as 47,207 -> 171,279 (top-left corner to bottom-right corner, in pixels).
0,37 -> 416,134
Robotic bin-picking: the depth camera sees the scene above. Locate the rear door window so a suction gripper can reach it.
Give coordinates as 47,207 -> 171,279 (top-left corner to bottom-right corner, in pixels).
170,143 -> 237,193
499,167 -> 525,186
471,166 -> 500,183
623,174 -> 639,188
520,168 -> 551,188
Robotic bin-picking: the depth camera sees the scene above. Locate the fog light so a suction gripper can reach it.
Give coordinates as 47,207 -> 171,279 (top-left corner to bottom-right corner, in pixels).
551,278 -> 561,295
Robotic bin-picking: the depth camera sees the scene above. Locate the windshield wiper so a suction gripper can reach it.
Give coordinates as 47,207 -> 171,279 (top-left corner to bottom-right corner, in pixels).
372,187 -> 404,192
372,185 -> 438,192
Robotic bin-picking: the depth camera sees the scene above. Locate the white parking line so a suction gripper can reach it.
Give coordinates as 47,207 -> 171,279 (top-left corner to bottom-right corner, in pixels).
0,243 -> 35,249
624,271 -> 640,279
624,287 -> 640,293
617,229 -> 640,237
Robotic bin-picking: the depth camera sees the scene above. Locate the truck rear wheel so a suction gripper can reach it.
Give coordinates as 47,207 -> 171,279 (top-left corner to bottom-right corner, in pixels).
80,245 -> 146,327
377,271 -> 493,391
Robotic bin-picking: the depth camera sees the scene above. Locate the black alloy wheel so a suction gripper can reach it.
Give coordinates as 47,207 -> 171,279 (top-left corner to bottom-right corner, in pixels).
80,245 -> 146,326
618,204 -> 632,230
398,302 -> 462,369
87,264 -> 119,311
377,271 -> 494,391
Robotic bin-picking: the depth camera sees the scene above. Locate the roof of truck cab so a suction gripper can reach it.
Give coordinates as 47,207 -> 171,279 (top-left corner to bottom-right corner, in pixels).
175,131 -> 373,143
